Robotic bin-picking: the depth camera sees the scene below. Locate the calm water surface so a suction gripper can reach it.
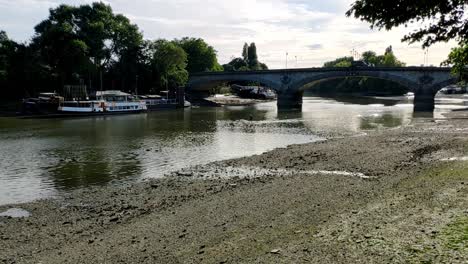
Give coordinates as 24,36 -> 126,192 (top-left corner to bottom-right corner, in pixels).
0,96 -> 461,205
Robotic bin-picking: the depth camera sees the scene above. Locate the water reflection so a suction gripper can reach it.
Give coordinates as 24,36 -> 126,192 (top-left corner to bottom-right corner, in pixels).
360,114 -> 404,130
0,96 -> 451,205
311,94 -> 402,106
299,97 -> 413,133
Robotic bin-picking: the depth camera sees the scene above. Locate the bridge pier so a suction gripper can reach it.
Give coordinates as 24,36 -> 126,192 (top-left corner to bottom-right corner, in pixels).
413,88 -> 436,113
277,92 -> 303,110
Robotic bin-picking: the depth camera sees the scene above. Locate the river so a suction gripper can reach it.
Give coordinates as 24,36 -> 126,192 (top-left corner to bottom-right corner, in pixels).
0,95 -> 464,205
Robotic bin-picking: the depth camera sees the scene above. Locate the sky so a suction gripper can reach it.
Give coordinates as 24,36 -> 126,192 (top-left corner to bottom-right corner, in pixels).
0,0 -> 457,69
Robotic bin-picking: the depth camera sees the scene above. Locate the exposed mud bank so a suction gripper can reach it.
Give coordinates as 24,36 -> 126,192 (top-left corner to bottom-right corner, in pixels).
1,113 -> 468,263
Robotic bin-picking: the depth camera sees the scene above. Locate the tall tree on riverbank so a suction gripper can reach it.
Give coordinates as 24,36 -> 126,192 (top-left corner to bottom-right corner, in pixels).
174,37 -> 223,73
0,31 -> 12,83
247,43 -> 259,69
347,0 -> 468,77
0,31 -> 50,99
0,2 -> 225,100
149,40 -> 188,92
223,42 -> 268,71
242,43 -> 249,61
32,2 -> 143,89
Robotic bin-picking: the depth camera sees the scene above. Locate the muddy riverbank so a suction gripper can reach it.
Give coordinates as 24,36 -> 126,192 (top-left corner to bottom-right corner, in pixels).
1,112 -> 467,263
206,95 -> 274,106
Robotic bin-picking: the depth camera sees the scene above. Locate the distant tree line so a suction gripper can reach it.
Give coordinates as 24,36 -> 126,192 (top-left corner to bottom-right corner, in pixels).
223,43 -> 268,71
0,2 -> 223,100
314,46 -> 409,96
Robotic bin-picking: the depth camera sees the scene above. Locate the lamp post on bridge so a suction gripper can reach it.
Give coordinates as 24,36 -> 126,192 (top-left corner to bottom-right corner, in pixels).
424,49 -> 429,66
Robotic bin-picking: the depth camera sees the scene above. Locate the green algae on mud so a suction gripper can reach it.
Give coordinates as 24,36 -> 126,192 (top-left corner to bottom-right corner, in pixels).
402,161 -> 468,263
443,216 -> 468,251
406,216 -> 468,263
419,161 -> 468,182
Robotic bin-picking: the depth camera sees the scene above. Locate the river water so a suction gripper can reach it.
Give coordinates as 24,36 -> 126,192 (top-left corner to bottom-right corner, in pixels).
0,96 -> 464,205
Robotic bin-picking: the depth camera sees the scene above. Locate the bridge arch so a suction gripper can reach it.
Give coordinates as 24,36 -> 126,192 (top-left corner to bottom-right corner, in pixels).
187,74 -> 282,92
289,71 -> 420,92
283,70 -> 457,112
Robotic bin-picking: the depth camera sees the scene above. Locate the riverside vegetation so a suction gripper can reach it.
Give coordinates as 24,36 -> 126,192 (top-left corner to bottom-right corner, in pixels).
0,2 -> 225,101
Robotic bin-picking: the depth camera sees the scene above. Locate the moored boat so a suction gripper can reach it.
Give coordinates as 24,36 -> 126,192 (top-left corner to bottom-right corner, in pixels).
404,92 -> 415,100
58,90 -> 147,114
138,94 -> 191,110
22,93 -> 64,115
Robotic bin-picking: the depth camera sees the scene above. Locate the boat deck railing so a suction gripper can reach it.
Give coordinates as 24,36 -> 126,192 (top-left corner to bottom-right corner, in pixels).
145,99 -> 177,105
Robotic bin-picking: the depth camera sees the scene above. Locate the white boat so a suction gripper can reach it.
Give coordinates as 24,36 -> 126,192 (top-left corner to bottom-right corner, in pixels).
404,92 -> 415,100
58,90 -> 147,114
58,100 -> 105,113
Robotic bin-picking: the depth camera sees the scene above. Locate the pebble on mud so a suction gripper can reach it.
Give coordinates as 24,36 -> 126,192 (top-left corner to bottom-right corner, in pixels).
270,249 -> 281,254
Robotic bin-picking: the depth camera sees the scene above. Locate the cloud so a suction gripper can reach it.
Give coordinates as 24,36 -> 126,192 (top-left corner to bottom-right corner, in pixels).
0,0 -> 456,68
307,44 -> 323,50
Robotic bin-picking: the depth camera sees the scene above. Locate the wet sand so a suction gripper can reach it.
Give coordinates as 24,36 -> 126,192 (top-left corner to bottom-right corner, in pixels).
1,113 -> 467,263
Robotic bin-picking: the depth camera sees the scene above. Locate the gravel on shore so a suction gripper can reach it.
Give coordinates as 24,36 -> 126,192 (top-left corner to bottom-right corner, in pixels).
1,113 -> 467,263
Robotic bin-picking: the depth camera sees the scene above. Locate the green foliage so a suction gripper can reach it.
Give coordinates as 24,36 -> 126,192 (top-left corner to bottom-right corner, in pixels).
319,48 -> 408,95
150,40 -> 188,91
223,42 -> 268,71
444,43 -> 468,79
347,0 -> 467,48
259,63 -> 268,70
242,43 -> 249,61
32,2 -> 143,87
247,43 -> 260,69
174,37 -> 223,73
347,0 -> 467,78
0,31 -> 52,98
361,51 -> 378,64
0,2 -> 224,100
0,31 -> 11,82
324,47 -> 405,68
324,56 -> 353,67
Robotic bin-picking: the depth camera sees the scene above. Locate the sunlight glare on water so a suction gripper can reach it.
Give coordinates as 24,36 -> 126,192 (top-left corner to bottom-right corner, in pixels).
1,95 -> 451,205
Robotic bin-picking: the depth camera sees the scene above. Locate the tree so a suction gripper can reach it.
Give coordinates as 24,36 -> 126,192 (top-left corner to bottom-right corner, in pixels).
0,31 -> 12,82
361,51 -> 381,66
0,31 -> 51,99
321,49 -> 408,95
150,40 -> 188,91
223,42 -> 268,71
346,0 -> 468,47
347,0 -> 468,77
33,2 -> 143,88
247,43 -> 259,69
384,45 -> 393,55
444,43 -> 468,80
324,56 -> 353,67
242,43 -> 249,62
174,37 -> 223,73
223,58 -> 249,71
382,46 -> 405,67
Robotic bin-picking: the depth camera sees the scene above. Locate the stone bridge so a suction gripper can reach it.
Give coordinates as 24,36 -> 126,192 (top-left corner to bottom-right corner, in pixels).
187,67 -> 457,112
